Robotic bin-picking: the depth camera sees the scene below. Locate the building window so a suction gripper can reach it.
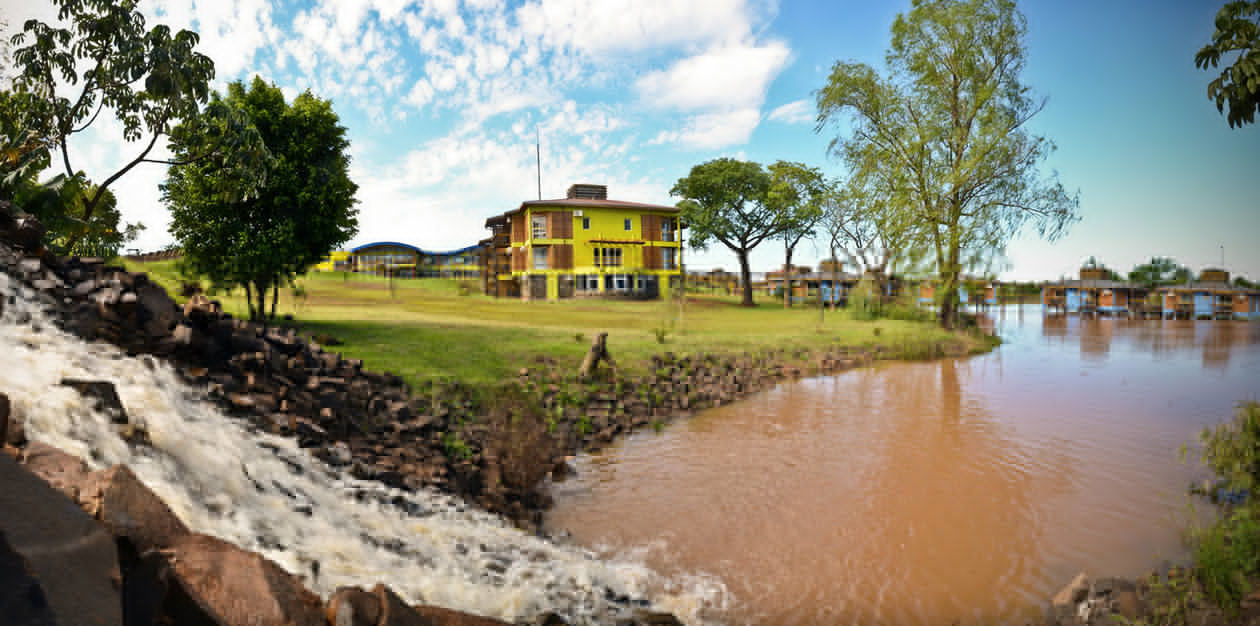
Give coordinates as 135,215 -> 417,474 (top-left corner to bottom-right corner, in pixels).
533,247 -> 548,270
532,215 -> 547,239
662,247 -> 677,270
582,217 -> 590,230
578,275 -> 599,291
614,274 -> 628,290
594,247 -> 622,268
624,218 -> 631,231
661,218 -> 675,242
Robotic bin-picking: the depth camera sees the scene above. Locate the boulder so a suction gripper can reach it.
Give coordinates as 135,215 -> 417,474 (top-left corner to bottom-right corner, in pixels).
0,392 -> 9,446
21,441 -> 92,501
326,586 -> 382,626
0,453 -> 122,626
373,583 -> 510,626
0,530 -> 58,626
60,378 -> 129,424
78,464 -> 190,554
162,533 -> 326,626
1052,572 -> 1090,608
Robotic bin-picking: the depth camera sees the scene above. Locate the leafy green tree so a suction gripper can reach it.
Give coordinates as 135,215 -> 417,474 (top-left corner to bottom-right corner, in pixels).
1128,257 -> 1192,287
164,77 -> 358,321
816,0 -> 1078,328
6,0 -> 265,250
671,158 -> 777,307
1196,1 -> 1260,127
766,161 -> 826,308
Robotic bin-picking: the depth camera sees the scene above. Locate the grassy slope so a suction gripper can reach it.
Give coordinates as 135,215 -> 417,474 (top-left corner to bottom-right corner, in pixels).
126,260 -> 988,387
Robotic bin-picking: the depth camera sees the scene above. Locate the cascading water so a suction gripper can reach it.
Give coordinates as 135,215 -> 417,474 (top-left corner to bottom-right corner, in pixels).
0,272 -> 729,625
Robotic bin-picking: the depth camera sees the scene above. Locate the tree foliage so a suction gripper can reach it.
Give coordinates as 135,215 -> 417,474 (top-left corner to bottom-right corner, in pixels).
766,161 -> 826,307
816,0 -> 1078,328
1127,257 -> 1191,287
164,77 -> 358,321
671,158 -> 777,307
5,0 -> 266,250
1196,1 -> 1260,127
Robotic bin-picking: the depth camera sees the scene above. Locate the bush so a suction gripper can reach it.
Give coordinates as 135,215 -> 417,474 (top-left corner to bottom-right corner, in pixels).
1186,403 -> 1260,609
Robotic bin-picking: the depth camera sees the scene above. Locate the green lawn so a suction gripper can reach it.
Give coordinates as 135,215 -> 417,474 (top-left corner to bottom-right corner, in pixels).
126,260 -> 987,387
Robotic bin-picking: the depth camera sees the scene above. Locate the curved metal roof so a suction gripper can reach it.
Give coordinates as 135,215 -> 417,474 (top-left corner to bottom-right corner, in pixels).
349,241 -> 480,256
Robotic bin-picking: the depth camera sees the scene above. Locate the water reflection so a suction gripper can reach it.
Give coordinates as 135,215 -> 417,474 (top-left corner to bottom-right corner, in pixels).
549,309 -> 1260,625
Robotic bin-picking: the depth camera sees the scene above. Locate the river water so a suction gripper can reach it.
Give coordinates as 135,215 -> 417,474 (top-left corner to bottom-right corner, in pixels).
546,308 -> 1260,625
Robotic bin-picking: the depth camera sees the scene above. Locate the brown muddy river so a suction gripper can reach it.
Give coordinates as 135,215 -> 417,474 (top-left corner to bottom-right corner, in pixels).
546,309 -> 1260,625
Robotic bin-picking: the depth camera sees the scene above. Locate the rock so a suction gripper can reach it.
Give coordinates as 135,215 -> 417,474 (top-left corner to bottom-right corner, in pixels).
20,441 -> 91,501
0,453 -> 122,626
618,610 -> 684,626
60,378 -> 129,424
162,533 -> 326,626
0,530 -> 58,626
1112,589 -> 1141,620
1052,572 -> 1090,608
183,293 -> 221,318
326,586 -> 382,626
78,464 -> 190,554
0,392 -> 9,446
372,583 -> 510,626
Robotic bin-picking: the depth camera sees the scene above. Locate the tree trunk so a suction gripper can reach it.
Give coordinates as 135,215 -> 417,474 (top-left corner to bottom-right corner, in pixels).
252,280 -> 268,322
783,246 -> 793,309
270,283 -> 279,320
578,332 -> 617,380
244,282 -> 255,321
738,251 -> 754,307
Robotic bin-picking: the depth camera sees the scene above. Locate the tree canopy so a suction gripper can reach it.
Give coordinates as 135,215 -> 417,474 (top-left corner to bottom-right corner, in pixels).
4,0 -> 266,250
164,77 -> 358,320
816,0 -> 1078,328
1127,257 -> 1192,287
1196,1 -> 1260,127
766,161 -> 827,307
671,158 -> 778,307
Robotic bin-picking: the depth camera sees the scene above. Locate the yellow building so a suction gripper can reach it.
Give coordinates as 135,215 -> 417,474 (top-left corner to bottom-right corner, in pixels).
484,184 -> 683,300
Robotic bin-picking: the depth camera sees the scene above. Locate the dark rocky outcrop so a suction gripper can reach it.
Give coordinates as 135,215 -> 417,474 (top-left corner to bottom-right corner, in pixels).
0,452 -> 123,626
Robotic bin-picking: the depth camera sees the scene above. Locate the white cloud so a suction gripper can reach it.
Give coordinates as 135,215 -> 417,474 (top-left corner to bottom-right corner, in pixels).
767,99 -> 814,124
636,42 -> 791,112
649,108 -> 763,150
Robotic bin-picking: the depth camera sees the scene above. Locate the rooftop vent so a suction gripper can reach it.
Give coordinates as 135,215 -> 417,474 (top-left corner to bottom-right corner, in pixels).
567,184 -> 607,200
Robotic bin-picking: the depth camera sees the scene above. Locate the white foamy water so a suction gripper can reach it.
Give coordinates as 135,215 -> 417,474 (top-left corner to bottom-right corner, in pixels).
0,273 -> 728,624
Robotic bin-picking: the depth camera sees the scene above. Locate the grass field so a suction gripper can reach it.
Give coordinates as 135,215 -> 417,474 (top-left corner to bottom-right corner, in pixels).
126,260 -> 990,387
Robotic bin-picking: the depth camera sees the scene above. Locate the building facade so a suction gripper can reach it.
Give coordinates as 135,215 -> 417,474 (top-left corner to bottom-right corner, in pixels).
314,242 -> 482,278
484,184 -> 683,300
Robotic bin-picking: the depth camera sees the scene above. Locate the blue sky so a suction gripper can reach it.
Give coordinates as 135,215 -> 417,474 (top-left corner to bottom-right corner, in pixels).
2,0 -> 1257,281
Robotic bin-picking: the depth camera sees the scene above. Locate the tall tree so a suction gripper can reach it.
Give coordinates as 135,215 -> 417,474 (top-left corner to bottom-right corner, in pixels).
766,161 -> 826,308
164,77 -> 358,321
6,0 -> 266,250
825,171 -> 924,297
1196,1 -> 1260,127
816,0 -> 1078,328
672,158 -> 777,307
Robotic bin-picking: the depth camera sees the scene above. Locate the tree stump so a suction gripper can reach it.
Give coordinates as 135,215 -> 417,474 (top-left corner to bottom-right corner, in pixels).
579,332 -> 617,380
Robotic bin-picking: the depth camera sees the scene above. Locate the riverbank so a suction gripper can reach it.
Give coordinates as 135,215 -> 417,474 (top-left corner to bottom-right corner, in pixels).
2,215 -> 994,529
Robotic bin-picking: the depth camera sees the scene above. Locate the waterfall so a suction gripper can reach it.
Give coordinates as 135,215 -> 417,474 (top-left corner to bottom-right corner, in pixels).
0,273 -> 728,624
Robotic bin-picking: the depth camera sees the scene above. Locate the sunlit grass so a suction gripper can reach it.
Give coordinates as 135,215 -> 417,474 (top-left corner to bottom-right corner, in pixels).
126,260 -> 986,386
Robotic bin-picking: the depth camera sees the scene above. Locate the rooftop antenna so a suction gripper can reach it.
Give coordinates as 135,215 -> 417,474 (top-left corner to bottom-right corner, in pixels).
535,125 -> 542,201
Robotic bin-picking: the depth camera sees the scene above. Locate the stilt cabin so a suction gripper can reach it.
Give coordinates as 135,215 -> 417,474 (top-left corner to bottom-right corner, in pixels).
1042,266 -> 1142,316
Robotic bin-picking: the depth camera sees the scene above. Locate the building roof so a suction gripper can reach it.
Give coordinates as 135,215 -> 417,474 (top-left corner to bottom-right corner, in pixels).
1044,279 -> 1137,289
350,241 -> 481,256
485,197 -> 680,227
